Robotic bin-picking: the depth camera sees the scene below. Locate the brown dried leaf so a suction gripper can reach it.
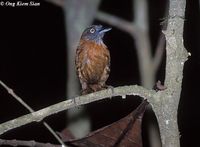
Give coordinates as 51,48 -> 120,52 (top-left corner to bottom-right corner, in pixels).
60,100 -> 148,147
57,127 -> 75,141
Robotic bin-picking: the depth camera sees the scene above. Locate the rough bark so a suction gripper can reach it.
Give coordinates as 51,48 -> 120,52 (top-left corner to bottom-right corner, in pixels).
0,85 -> 154,136
152,0 -> 188,146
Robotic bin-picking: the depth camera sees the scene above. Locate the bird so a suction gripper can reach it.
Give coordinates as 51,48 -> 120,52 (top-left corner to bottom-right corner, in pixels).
75,25 -> 111,95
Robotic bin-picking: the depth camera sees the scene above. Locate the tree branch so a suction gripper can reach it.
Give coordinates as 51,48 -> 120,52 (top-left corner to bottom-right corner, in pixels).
96,1 -> 155,89
96,11 -> 137,35
0,80 -> 65,146
133,0 -> 155,88
0,81 -> 35,113
152,0 -> 189,146
0,85 -> 155,136
0,138 -> 61,147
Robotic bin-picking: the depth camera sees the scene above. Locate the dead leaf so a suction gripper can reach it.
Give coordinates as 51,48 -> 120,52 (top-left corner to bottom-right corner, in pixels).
60,99 -> 148,147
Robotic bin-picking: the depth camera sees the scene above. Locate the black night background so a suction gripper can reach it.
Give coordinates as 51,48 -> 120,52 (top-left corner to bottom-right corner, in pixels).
0,0 -> 199,146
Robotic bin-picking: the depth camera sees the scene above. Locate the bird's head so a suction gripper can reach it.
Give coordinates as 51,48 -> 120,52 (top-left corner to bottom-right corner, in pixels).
81,25 -> 111,44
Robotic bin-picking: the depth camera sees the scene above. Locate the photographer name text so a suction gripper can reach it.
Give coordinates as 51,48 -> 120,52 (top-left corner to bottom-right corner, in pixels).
0,1 -> 40,7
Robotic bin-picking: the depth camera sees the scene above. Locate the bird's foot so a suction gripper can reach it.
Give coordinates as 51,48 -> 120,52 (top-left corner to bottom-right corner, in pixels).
81,88 -> 93,95
104,85 -> 114,99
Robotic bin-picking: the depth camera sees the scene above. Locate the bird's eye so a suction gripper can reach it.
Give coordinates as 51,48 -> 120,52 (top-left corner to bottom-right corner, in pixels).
90,28 -> 95,33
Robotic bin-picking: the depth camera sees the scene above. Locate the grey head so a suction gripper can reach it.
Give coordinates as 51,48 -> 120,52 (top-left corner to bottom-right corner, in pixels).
81,25 -> 111,44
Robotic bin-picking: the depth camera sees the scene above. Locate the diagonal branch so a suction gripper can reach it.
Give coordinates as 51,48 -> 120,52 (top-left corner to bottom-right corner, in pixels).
0,85 -> 155,136
0,81 -> 35,112
96,11 -> 137,35
0,80 -> 65,146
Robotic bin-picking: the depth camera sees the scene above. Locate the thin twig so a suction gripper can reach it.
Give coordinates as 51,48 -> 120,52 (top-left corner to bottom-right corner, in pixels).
0,138 -> 61,147
0,85 -> 156,136
0,80 -> 66,146
0,81 -> 34,112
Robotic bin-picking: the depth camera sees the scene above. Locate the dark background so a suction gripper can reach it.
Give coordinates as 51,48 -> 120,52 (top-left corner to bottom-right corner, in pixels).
0,0 -> 199,146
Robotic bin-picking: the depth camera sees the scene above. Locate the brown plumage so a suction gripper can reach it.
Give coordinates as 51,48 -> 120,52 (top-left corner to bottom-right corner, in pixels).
75,25 -> 111,95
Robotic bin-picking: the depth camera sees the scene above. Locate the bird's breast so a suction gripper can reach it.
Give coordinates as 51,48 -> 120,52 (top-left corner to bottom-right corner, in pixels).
78,40 -> 110,83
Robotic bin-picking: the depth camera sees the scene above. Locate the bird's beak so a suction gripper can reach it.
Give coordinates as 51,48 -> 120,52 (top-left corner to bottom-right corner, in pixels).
99,27 -> 112,34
